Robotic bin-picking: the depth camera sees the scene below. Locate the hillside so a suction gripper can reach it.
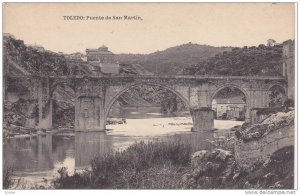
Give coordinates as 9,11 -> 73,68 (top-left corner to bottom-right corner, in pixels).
3,36 -> 151,76
3,36 -> 93,76
182,44 -> 283,76
117,43 -> 232,75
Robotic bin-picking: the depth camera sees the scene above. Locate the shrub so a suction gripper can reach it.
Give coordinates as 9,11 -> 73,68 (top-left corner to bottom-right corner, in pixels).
54,141 -> 193,189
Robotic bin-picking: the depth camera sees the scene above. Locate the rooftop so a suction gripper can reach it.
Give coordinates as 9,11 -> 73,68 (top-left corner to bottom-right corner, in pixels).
86,45 -> 114,55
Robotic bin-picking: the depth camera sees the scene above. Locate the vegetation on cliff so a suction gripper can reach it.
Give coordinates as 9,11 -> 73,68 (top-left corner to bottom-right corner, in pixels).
182,44 -> 283,76
117,43 -> 232,75
4,37 -> 77,75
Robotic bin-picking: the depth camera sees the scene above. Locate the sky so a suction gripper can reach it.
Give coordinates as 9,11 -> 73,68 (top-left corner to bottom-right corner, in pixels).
3,3 -> 295,54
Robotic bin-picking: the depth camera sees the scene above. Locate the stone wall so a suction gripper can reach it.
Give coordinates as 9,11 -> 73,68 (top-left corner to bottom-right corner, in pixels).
234,124 -> 294,169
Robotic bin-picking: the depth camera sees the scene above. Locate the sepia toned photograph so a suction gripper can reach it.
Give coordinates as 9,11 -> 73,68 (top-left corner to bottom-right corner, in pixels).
2,2 -> 296,191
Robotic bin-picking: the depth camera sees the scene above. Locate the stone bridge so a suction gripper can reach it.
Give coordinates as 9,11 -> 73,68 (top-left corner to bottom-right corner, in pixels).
6,75 -> 287,132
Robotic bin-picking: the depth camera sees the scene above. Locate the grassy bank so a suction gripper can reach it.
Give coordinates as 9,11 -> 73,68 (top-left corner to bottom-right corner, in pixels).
54,141 -> 193,189
53,138 -> 294,189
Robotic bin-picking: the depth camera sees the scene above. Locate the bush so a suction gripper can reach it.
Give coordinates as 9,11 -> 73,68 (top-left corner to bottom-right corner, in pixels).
54,141 -> 193,189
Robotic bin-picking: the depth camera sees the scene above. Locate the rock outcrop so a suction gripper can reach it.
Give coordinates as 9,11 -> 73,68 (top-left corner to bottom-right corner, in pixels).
181,111 -> 295,189
181,148 -> 236,189
181,146 -> 294,189
235,110 -> 294,169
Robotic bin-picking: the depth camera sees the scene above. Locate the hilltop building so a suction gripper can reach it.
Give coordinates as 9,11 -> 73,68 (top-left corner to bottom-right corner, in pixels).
86,45 -> 119,74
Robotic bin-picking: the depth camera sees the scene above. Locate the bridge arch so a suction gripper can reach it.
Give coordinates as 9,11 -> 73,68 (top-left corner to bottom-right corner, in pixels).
268,84 -> 287,95
268,84 -> 287,107
211,84 -> 249,121
211,84 -> 249,101
104,82 -> 190,123
50,81 -> 76,129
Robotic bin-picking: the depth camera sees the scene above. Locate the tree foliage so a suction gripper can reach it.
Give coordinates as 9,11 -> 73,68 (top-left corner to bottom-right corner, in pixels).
183,44 -> 283,76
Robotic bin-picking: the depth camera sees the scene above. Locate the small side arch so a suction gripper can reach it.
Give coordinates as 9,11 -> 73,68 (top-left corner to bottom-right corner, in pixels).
268,84 -> 287,107
268,84 -> 287,95
211,84 -> 249,101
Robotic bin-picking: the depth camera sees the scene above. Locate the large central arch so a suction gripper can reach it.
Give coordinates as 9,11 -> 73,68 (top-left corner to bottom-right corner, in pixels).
104,82 -> 191,124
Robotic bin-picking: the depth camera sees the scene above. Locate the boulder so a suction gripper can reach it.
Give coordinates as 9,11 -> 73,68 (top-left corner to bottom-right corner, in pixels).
216,149 -> 233,161
191,150 -> 207,168
189,148 -> 236,187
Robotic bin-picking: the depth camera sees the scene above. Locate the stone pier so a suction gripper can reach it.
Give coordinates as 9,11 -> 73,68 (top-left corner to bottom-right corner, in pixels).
75,96 -> 106,131
190,107 -> 214,132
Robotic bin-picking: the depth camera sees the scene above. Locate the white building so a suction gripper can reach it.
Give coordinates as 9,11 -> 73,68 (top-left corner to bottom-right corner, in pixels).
212,96 -> 246,119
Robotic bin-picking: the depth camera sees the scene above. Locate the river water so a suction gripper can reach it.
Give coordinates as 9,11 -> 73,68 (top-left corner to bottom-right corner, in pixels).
3,107 -> 243,185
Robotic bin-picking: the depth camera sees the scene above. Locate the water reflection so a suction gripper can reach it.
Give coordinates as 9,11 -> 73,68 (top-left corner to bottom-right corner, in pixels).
75,132 -> 113,168
3,117 -> 242,180
4,135 -> 54,174
3,134 -> 75,177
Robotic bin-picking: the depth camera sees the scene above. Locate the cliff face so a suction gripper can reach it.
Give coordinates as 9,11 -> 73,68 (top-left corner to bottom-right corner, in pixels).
234,110 -> 294,169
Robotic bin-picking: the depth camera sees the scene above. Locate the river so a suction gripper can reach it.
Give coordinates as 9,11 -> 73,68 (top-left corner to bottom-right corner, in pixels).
3,107 -> 244,187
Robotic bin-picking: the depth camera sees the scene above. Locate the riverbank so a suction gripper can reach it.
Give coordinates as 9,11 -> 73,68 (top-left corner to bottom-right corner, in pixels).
51,142 -> 294,189
51,143 -> 294,189
3,118 -> 244,189
51,112 -> 294,189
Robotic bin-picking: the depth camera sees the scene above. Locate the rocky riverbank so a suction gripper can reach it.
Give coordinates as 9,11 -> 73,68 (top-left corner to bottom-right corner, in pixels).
180,146 -> 294,189
180,110 -> 294,189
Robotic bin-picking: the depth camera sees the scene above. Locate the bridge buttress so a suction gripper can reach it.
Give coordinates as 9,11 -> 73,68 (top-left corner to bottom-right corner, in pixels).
36,78 -> 53,129
75,81 -> 106,132
75,96 -> 105,131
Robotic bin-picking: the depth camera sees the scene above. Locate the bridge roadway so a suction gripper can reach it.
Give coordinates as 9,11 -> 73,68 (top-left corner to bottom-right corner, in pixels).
6,74 -> 287,132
